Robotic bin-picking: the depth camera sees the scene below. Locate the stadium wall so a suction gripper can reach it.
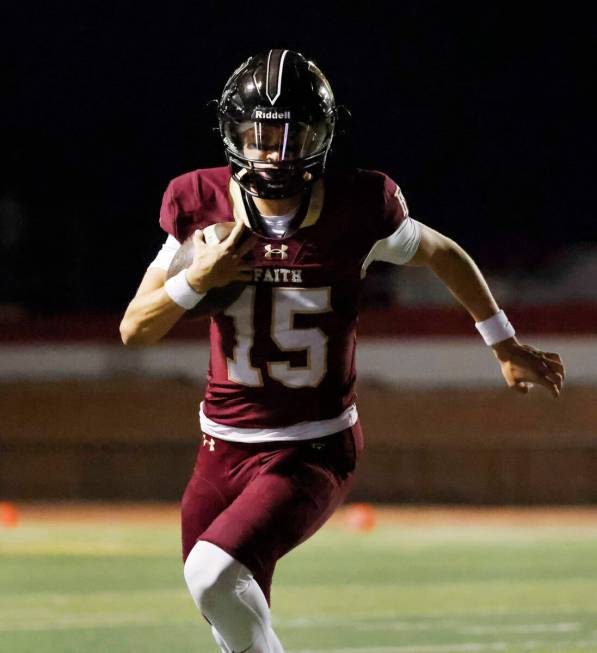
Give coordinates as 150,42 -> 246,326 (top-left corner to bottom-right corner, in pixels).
2,337 -> 596,504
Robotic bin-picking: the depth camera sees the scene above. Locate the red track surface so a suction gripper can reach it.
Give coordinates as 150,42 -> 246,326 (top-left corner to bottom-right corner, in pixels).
1,304 -> 596,342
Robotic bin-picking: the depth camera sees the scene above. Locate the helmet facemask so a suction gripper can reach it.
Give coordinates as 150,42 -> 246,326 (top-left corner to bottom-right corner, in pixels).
223,119 -> 334,198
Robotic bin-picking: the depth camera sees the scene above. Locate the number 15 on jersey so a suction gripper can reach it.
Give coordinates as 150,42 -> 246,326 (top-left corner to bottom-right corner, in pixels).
224,286 -> 331,389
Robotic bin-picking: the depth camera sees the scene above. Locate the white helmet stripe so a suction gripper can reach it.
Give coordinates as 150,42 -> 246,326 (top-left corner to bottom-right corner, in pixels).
280,122 -> 289,159
266,49 -> 289,106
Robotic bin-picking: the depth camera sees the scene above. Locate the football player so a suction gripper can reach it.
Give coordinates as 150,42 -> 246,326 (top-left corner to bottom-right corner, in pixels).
120,49 -> 565,653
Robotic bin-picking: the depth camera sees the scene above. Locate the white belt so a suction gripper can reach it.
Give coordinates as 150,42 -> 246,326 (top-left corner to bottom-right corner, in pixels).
199,402 -> 358,443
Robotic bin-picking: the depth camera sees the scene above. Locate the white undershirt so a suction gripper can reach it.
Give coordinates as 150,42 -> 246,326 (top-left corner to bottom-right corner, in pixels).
257,206 -> 299,238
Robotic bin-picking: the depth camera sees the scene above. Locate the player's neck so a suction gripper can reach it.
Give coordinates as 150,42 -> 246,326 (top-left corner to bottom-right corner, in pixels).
252,193 -> 302,218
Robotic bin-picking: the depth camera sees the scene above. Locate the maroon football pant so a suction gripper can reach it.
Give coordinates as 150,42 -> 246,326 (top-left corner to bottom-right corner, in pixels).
181,422 -> 363,605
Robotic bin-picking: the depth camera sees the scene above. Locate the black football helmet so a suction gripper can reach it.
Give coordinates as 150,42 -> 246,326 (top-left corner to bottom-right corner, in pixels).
218,49 -> 337,200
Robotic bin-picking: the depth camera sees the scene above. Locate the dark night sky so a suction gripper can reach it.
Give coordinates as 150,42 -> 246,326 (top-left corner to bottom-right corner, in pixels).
1,2 -> 593,313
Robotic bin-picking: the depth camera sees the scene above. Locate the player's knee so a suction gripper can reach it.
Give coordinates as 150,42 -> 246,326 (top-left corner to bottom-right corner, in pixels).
192,576 -> 226,614
184,550 -> 225,611
183,541 -> 245,613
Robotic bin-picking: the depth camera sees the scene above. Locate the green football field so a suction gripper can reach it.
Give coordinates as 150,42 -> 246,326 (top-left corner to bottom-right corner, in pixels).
1,506 -> 597,653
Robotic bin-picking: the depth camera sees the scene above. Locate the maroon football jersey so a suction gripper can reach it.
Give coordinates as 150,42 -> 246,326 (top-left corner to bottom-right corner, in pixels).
159,166 -> 409,429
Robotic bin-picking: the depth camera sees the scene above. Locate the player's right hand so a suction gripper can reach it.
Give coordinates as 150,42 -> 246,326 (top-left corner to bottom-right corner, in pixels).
186,222 -> 255,293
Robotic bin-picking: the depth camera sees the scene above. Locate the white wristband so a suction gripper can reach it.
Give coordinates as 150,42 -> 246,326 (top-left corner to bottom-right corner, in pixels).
475,310 -> 516,346
164,270 -> 206,310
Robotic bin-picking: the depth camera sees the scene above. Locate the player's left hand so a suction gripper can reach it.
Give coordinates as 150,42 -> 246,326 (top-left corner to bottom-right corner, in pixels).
492,338 -> 565,398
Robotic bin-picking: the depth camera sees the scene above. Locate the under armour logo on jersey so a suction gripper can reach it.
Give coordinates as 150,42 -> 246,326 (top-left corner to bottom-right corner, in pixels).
202,435 -> 215,452
264,244 -> 289,259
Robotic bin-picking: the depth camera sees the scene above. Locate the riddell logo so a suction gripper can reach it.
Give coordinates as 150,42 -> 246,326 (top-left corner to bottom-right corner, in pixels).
252,109 -> 291,120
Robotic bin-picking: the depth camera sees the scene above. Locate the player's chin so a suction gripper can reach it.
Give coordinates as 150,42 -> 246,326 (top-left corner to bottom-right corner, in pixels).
257,169 -> 294,183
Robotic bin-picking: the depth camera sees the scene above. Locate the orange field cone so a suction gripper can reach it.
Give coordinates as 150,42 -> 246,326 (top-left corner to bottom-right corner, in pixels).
345,502 -> 376,532
0,502 -> 19,527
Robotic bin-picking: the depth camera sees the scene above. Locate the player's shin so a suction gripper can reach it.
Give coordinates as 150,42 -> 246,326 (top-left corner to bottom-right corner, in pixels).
212,625 -> 232,653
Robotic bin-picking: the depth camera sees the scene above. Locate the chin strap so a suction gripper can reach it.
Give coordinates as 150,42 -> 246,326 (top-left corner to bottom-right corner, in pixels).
241,188 -> 312,239
235,168 -> 311,200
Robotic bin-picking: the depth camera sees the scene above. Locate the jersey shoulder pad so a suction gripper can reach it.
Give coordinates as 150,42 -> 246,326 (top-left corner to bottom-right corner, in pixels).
159,167 -> 231,241
356,168 -> 409,240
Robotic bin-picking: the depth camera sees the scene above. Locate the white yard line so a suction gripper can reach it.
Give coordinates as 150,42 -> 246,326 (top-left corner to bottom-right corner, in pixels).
288,645 -> 509,653
462,623 -> 580,635
281,616 -> 583,634
288,642 -> 597,653
0,613 -> 185,632
0,595 -> 592,653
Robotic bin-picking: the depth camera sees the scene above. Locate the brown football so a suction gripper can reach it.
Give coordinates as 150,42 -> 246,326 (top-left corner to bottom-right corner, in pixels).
167,222 -> 248,319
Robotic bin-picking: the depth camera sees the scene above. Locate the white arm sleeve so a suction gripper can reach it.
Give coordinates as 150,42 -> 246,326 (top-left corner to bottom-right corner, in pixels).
361,217 -> 422,276
148,234 -> 181,271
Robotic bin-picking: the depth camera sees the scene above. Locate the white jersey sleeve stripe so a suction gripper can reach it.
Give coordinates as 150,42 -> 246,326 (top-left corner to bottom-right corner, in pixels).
361,217 -> 422,276
148,234 -> 181,271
